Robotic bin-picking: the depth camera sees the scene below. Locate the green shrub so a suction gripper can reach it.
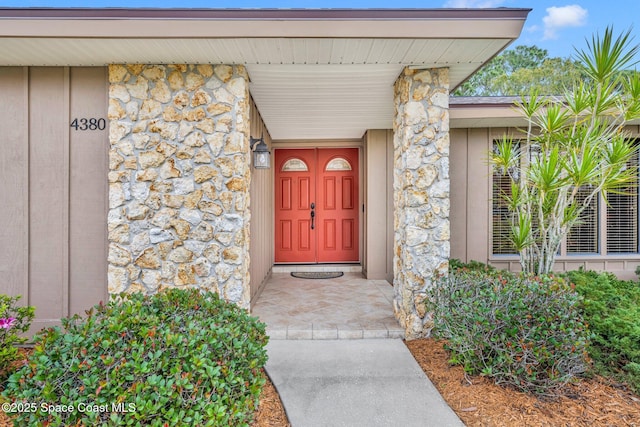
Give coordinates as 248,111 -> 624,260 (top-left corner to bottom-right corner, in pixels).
566,269 -> 640,393
427,266 -> 589,395
448,258 -> 498,274
0,294 -> 35,379
2,288 -> 268,426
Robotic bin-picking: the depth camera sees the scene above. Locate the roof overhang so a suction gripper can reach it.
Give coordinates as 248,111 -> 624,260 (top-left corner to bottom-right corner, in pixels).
449,97 -> 640,129
0,8 -> 531,140
450,97 -> 525,128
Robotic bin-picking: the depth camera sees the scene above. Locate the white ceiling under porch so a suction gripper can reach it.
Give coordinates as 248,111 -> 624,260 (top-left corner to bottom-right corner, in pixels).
247,64 -> 401,140
0,8 -> 531,140
245,38 -> 514,140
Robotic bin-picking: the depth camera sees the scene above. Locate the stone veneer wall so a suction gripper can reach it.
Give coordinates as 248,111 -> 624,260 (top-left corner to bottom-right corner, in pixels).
107,64 -> 251,309
392,67 -> 451,339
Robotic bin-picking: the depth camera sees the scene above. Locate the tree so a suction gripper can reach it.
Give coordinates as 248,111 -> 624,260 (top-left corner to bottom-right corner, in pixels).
491,57 -> 586,95
491,27 -> 640,274
501,45 -> 548,72
455,45 -> 585,96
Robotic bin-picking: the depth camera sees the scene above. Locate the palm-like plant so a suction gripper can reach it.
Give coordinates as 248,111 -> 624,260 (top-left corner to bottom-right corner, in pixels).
491,27 -> 640,274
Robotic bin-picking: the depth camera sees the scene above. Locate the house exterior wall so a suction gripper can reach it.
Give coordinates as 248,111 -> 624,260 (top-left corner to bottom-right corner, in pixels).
450,125 -> 640,280
363,129 -> 394,282
249,99 -> 274,303
107,64 -> 252,308
0,66 -> 108,332
449,128 -> 491,263
386,131 -> 395,283
393,67 -> 450,339
8,64 -> 638,338
0,63 -> 291,333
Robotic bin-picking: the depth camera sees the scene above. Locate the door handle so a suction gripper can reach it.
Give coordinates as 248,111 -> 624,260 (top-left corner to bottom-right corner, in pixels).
310,202 -> 315,230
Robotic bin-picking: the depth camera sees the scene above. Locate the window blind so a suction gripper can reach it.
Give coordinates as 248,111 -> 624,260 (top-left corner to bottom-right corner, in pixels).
491,142 -> 518,255
607,147 -> 639,253
567,186 -> 599,254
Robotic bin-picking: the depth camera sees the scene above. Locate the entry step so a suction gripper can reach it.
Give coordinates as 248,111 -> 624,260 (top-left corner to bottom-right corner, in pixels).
272,264 -> 362,273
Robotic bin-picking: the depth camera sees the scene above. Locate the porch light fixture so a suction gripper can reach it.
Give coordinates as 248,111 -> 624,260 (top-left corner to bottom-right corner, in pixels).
250,135 -> 270,169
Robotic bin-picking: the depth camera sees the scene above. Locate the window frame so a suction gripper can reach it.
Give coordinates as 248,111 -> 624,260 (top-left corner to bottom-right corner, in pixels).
489,139 -> 640,258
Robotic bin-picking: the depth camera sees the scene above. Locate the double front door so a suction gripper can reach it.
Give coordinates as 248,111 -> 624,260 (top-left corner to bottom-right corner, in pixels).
275,148 -> 359,263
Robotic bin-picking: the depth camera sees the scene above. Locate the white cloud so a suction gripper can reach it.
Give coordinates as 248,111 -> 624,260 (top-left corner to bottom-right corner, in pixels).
526,25 -> 540,34
543,5 -> 588,40
443,0 -> 505,7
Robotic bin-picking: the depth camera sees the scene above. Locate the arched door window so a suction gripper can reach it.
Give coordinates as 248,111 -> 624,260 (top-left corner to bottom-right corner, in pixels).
282,158 -> 309,172
325,157 -> 352,171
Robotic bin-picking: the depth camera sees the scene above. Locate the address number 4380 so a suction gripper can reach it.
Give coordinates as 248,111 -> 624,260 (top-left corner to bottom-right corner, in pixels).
70,118 -> 106,131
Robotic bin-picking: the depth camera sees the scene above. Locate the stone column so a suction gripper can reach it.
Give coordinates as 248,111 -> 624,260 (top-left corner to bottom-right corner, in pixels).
107,64 -> 251,309
392,67 -> 450,339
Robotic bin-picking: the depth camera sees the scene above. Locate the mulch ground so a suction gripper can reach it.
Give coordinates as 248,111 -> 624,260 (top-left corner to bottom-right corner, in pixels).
406,338 -> 640,427
252,372 -> 290,427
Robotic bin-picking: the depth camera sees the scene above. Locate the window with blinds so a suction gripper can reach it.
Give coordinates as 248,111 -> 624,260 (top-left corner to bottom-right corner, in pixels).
491,142 -> 518,255
567,186 -> 599,254
607,147 -> 639,253
492,172 -> 516,254
490,140 -> 640,257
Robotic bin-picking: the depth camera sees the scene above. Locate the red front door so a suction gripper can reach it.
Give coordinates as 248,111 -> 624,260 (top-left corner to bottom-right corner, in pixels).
275,148 -> 359,263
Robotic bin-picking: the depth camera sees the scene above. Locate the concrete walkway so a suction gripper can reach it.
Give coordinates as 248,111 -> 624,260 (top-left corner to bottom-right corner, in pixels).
265,339 -> 464,427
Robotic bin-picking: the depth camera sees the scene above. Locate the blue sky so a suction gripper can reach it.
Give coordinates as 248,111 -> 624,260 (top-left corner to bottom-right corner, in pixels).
0,0 -> 637,59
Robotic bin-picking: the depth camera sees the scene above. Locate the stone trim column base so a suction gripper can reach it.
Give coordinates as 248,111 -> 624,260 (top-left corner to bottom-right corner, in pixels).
392,67 -> 451,339
107,64 -> 251,309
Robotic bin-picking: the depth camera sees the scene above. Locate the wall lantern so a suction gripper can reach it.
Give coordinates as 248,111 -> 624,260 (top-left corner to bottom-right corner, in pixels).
250,135 -> 271,169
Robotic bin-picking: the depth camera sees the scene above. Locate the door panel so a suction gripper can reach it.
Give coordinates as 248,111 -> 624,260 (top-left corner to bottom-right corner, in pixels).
275,148 -> 359,263
342,177 -> 354,209
280,178 -> 292,210
280,220 -> 292,250
324,220 -> 336,250
299,220 -> 312,250
324,177 -> 336,210
317,148 -> 359,262
298,177 -> 311,209
275,149 -> 316,262
343,219 -> 355,250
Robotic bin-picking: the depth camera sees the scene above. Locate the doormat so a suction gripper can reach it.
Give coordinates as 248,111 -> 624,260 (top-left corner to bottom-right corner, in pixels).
290,272 -> 344,279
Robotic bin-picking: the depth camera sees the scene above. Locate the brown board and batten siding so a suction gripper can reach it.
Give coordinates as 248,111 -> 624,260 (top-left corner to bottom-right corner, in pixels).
449,127 -> 492,265
449,125 -> 640,279
362,129 -> 394,283
248,98 -> 274,303
0,67 -> 108,333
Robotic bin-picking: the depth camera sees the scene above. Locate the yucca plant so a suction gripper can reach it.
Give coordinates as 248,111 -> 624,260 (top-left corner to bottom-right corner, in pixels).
492,27 -> 640,274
